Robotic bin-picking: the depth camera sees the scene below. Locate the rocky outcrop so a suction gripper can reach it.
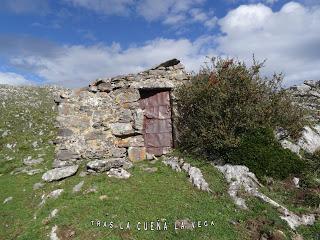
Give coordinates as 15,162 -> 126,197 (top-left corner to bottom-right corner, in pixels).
163,156 -> 211,192
279,80 -> 320,155
288,80 -> 320,122
215,164 -> 316,230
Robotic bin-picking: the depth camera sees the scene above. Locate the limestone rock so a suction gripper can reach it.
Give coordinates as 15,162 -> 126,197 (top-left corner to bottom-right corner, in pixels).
110,123 -> 134,136
43,208 -> 59,225
128,147 -> 146,162
279,140 -> 301,155
57,128 -> 73,137
107,168 -> 131,179
56,150 -> 80,161
118,109 -> 132,123
278,125 -> 320,155
162,156 -> 182,172
163,156 -> 211,192
297,125 -> 320,153
3,196 -> 13,204
33,182 -> 45,190
114,135 -> 144,147
48,189 -> 64,199
215,163 -> 316,229
293,177 -> 300,188
133,109 -> 144,131
86,158 -> 127,172
113,88 -> 140,104
40,189 -> 64,206
10,166 -> 43,176
141,166 -> 158,173
52,159 -> 78,168
23,156 -> 44,166
42,165 -> 79,182
83,186 -> 97,194
49,225 -> 60,240
111,148 -> 126,158
97,82 -> 112,92
187,166 -> 211,192
72,180 -> 84,193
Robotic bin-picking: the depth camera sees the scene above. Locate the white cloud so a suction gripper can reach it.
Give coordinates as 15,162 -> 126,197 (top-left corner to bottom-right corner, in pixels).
217,1 -> 320,85
4,1 -> 320,88
63,0 -> 134,15
9,38 -> 216,88
162,14 -> 186,25
137,0 -> 204,21
227,0 -> 278,5
0,0 -> 50,14
189,8 -> 217,29
63,0 -> 214,29
0,72 -> 33,86
137,0 -> 218,29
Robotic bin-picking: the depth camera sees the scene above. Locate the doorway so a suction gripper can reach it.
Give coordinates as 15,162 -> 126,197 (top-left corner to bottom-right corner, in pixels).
139,89 -> 173,156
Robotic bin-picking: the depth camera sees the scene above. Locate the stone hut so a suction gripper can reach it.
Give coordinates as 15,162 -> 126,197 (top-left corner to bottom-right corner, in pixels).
53,59 -> 190,171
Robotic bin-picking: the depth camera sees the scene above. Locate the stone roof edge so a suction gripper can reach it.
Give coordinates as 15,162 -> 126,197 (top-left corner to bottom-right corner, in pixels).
88,58 -> 185,87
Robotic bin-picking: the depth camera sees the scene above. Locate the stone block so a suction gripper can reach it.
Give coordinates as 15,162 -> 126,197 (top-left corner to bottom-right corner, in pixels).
56,149 -> 80,161
57,128 -> 74,137
118,109 -> 132,123
114,136 -> 144,147
97,82 -> 112,92
110,123 -> 134,136
86,158 -> 127,172
133,109 -> 144,131
111,148 -> 127,158
114,88 -> 140,104
128,147 -> 146,162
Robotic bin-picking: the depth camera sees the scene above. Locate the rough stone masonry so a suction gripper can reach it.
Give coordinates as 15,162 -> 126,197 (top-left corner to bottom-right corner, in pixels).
49,59 -> 190,176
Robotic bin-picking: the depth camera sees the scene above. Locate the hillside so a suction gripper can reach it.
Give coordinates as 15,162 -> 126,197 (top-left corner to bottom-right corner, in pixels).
0,85 -> 319,240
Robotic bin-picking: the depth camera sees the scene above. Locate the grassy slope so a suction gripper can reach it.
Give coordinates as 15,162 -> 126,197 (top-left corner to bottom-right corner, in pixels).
0,85 -> 319,240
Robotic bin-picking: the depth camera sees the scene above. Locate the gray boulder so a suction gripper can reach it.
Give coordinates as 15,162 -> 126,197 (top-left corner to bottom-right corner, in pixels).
23,157 -> 44,166
42,165 -> 79,182
86,158 -> 128,172
107,168 -> 131,179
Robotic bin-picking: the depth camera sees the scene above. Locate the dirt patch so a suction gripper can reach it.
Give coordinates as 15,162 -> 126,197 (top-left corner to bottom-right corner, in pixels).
57,226 -> 76,239
245,217 -> 274,240
119,230 -> 134,240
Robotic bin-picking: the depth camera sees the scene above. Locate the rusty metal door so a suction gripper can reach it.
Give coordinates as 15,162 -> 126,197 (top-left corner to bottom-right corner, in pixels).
139,90 -> 173,156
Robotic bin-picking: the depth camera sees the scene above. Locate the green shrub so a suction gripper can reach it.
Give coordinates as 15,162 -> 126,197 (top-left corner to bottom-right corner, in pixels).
300,150 -> 320,188
226,128 -> 306,180
176,57 -> 307,179
176,57 -> 306,157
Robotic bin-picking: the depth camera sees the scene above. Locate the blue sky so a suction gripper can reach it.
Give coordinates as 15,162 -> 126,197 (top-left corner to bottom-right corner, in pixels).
0,0 -> 319,87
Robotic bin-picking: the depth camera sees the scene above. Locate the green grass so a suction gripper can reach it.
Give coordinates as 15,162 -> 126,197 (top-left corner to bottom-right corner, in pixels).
0,85 -> 319,240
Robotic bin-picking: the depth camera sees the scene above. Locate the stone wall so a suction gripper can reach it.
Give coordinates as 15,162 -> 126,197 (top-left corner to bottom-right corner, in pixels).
52,59 -> 189,169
